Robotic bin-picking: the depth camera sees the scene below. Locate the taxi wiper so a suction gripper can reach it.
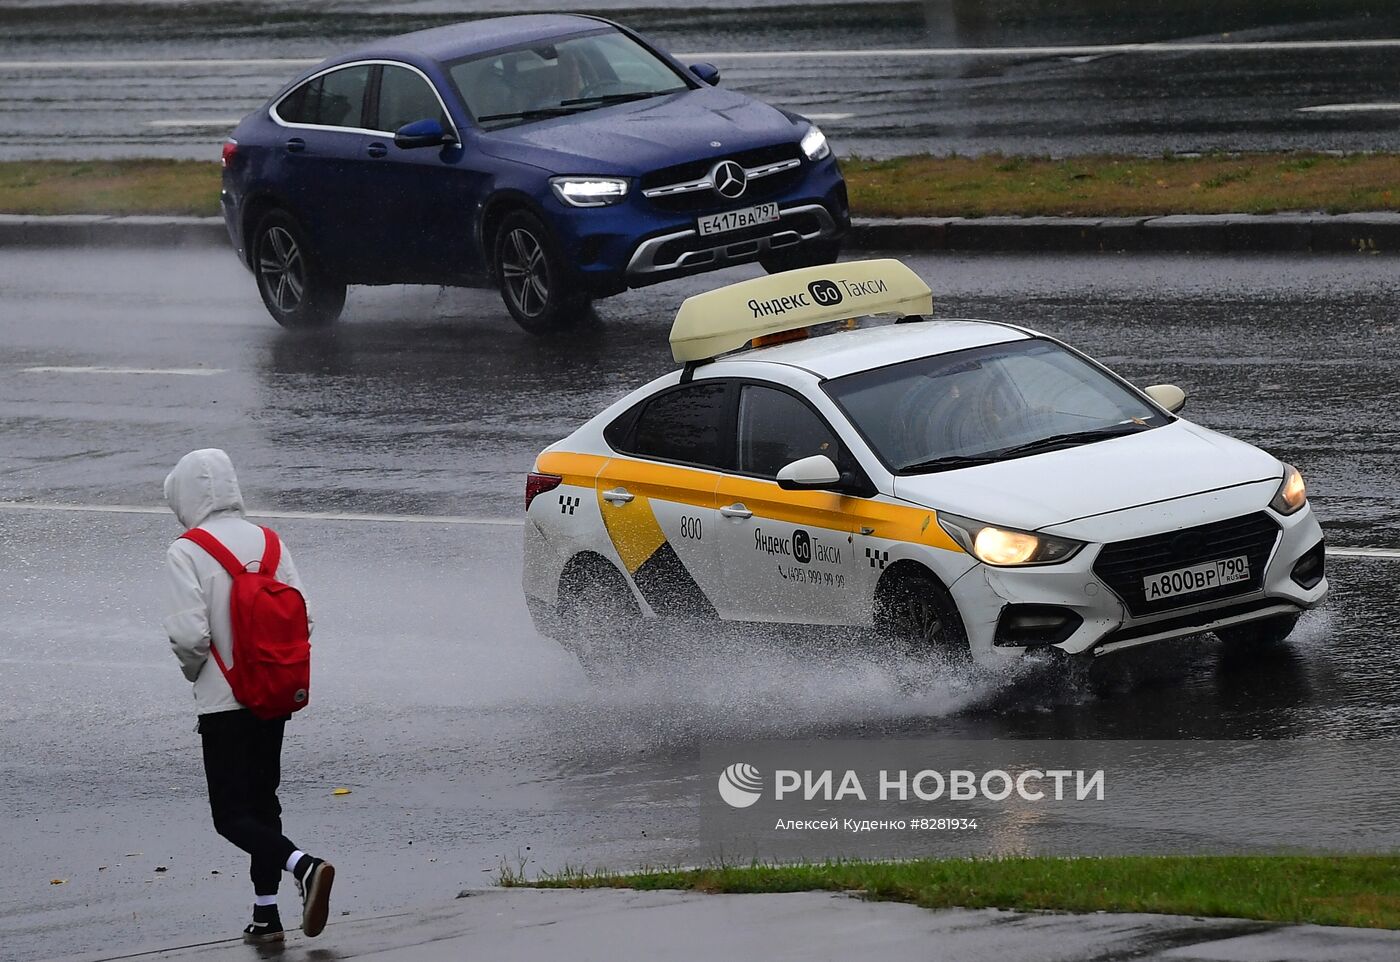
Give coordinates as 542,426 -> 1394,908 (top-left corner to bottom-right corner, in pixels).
991,422 -> 1151,459
560,88 -> 685,107
898,423 -> 1150,475
898,453 -> 1002,474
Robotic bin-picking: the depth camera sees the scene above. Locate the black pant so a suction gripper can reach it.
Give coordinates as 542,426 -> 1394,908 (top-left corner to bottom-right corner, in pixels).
199,709 -> 298,896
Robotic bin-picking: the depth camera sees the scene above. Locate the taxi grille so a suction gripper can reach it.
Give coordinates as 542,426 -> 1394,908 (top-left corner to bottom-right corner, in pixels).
1093,512 -> 1280,617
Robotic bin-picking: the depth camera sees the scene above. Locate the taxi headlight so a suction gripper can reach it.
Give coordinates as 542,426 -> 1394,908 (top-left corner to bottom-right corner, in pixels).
549,176 -> 629,207
1269,463 -> 1308,515
937,513 -> 1084,566
800,125 -> 830,161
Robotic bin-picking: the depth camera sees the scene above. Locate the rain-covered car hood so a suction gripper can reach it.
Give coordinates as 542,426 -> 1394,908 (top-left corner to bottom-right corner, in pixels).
474,86 -> 804,174
891,421 -> 1283,532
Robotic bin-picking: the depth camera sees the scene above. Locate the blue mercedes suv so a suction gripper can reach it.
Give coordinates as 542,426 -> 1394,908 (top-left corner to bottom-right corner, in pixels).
220,14 -> 849,333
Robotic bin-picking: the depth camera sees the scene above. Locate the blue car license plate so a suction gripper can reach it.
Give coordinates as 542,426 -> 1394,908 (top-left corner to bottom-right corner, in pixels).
698,202 -> 780,237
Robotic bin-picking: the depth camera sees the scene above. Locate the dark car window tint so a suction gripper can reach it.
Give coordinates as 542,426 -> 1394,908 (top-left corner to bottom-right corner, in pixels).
627,383 -> 730,469
277,66 -> 371,128
276,78 -> 319,125
738,385 -> 841,477
378,65 -> 446,132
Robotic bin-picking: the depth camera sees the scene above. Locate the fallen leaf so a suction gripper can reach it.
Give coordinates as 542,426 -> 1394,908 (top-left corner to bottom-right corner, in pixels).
50,879 -> 66,885
332,787 -> 352,796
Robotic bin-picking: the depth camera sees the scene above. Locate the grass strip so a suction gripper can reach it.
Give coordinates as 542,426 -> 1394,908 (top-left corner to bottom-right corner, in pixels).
508,855 -> 1400,930
0,152 -> 1396,219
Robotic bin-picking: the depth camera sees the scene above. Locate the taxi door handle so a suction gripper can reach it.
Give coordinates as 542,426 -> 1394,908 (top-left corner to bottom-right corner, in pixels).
720,503 -> 752,520
602,487 -> 634,505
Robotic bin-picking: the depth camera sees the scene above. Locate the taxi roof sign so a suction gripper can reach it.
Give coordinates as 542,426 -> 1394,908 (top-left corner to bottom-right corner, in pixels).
669,259 -> 934,363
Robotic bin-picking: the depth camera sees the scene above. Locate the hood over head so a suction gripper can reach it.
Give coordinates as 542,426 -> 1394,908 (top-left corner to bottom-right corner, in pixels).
164,448 -> 245,529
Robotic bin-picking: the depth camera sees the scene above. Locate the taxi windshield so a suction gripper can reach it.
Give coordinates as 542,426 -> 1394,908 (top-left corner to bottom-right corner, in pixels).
823,338 -> 1170,474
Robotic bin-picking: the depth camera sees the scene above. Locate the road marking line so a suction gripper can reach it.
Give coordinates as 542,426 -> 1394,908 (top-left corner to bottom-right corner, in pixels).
20,366 -> 225,376
6,39 -> 1400,71
1330,547 -> 1400,560
0,501 -> 523,527
1,501 -> 1396,555
1297,102 -> 1400,113
146,119 -> 243,128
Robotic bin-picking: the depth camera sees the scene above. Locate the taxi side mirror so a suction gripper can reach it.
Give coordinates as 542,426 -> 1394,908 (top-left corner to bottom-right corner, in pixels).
776,454 -> 842,490
1144,383 -> 1186,414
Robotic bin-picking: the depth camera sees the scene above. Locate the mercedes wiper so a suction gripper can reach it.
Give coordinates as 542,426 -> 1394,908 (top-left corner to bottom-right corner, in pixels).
560,88 -> 686,107
476,106 -> 588,122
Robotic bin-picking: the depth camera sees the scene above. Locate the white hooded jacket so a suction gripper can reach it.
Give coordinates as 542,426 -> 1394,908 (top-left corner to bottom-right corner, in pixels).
162,449 -> 313,715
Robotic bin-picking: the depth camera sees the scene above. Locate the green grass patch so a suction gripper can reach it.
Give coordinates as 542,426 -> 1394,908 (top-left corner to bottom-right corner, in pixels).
0,160 -> 221,216
0,152 -> 1396,219
507,855 -> 1400,930
844,151 -> 1400,217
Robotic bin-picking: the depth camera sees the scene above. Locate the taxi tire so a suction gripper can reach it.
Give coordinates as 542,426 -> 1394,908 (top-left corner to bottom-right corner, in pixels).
493,211 -> 593,335
557,555 -> 642,674
1214,612 -> 1301,650
874,567 -> 971,665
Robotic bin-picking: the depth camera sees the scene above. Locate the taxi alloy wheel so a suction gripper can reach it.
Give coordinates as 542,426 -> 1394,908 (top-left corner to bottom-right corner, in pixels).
875,568 -> 970,664
493,211 -> 592,335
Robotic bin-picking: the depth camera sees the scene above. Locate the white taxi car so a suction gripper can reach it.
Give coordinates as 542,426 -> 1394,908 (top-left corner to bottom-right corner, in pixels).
522,259 -> 1327,668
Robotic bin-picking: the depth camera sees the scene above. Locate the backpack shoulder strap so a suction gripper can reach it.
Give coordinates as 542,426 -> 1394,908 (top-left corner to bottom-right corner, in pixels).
180,528 -> 246,579
258,527 -> 281,578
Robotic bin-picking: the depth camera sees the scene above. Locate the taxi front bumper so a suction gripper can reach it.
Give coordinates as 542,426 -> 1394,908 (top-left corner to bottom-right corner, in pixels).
947,501 -> 1328,665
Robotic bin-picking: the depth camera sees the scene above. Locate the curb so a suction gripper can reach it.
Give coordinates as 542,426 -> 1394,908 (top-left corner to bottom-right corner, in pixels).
2,212 -> 1399,254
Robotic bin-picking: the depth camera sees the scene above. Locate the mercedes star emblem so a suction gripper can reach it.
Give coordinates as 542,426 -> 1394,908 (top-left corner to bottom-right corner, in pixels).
711,160 -> 747,199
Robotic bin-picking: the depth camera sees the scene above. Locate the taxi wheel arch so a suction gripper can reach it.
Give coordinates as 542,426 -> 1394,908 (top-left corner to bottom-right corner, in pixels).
557,552 -> 642,670
873,561 -> 971,662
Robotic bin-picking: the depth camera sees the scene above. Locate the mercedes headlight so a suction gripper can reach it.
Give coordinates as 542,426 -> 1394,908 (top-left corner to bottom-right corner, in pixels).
800,125 -> 830,161
1269,463 -> 1307,515
937,513 -> 1084,566
549,176 -> 629,207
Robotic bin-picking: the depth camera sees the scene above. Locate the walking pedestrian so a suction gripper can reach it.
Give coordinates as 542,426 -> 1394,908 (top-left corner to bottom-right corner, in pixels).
162,448 -> 335,943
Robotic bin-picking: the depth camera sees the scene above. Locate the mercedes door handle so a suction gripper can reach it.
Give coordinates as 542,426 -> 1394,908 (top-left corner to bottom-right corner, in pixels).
285,137 -> 305,153
602,487 -> 634,505
720,503 -> 752,519
367,142 -> 388,158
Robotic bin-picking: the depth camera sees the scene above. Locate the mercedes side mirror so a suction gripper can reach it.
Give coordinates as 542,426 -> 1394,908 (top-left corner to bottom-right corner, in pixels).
776,454 -> 842,491
1144,383 -> 1187,414
689,62 -> 721,86
394,118 -> 456,149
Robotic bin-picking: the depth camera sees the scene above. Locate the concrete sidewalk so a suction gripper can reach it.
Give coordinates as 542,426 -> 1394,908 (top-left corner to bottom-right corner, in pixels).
3,212 -> 1400,253
58,889 -> 1400,962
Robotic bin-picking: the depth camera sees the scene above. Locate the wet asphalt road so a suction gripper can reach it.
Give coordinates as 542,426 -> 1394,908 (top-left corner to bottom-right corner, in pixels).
3,246 -> 1400,959
3,0 -> 1400,160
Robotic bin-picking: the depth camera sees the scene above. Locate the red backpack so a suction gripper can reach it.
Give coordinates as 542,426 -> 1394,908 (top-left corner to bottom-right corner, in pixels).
181,526 -> 311,719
